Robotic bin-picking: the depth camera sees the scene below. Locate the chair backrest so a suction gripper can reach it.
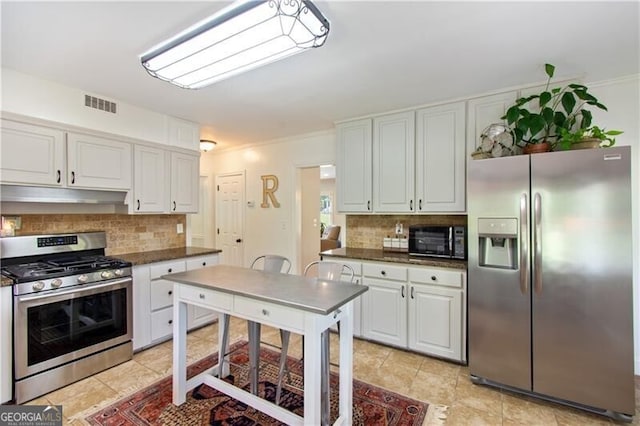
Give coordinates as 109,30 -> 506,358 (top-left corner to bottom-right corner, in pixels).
303,260 -> 354,283
250,255 -> 291,273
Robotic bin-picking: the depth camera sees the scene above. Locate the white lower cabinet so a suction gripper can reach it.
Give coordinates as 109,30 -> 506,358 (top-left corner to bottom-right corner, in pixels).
358,260 -> 467,363
132,254 -> 219,351
408,284 -> 462,360
1,286 -> 12,403
361,263 -> 408,346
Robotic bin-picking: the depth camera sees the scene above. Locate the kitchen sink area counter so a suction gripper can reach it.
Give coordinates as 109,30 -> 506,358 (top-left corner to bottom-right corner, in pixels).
321,247 -> 467,270
322,246 -> 467,363
118,246 -> 221,266
1,276 -> 13,287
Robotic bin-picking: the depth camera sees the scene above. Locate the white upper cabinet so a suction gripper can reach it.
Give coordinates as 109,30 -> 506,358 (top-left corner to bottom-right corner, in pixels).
170,151 -> 199,213
373,111 -> 415,213
167,117 -> 200,151
336,118 -> 373,213
466,91 -> 518,160
415,101 -> 466,212
67,132 -> 132,190
0,119 -> 65,186
133,144 -> 167,213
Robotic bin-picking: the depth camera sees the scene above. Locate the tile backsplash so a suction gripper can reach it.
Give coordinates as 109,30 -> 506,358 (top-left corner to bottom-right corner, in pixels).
346,214 -> 467,249
13,214 -> 186,255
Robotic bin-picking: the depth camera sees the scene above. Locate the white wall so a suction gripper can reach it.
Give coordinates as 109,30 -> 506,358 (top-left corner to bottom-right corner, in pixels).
199,131 -> 335,273
1,68 -> 168,144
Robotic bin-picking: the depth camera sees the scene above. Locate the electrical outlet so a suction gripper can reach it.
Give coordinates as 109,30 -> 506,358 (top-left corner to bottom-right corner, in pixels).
395,223 -> 403,235
176,223 -> 184,234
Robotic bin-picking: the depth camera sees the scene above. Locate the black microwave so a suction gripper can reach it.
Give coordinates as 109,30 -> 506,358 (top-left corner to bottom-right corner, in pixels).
408,225 -> 467,260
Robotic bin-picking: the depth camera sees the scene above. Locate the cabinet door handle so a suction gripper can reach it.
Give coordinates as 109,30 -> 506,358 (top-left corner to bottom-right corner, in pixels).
56,170 -> 61,183
419,199 -> 422,210
401,286 -> 405,298
410,200 -> 413,211
261,309 -> 269,316
71,171 -> 75,184
381,270 -> 386,276
236,239 -> 242,243
168,268 -> 173,273
168,290 -> 172,296
173,201 -> 177,211
411,287 -> 415,299
367,200 -> 371,211
168,319 -> 173,325
199,293 -> 205,299
137,199 -> 141,210
202,262 -> 206,266
431,275 -> 437,281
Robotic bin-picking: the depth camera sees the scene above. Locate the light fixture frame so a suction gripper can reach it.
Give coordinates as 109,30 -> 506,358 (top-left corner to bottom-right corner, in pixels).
199,139 -> 217,152
140,0 -> 330,89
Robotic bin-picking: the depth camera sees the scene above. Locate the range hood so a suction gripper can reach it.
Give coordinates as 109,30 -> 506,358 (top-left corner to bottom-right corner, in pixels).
0,185 -> 128,204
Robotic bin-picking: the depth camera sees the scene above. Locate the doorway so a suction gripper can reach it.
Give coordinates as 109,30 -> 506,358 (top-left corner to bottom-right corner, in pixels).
296,164 -> 344,273
216,172 -> 245,266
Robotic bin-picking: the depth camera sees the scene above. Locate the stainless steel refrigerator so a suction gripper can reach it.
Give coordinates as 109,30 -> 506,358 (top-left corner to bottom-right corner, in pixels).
468,146 -> 634,420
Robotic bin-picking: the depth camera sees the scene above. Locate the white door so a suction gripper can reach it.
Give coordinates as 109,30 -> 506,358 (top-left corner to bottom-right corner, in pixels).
408,284 -> 462,361
67,132 -> 132,190
216,172 -> 245,266
0,119 -> 65,186
335,118 -> 373,213
372,111 -> 415,212
361,278 -> 407,347
415,101 -> 466,212
133,144 -> 167,213
170,152 -> 199,213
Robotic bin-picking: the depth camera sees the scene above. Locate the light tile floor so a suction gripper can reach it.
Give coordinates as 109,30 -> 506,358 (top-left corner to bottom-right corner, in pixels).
25,317 -> 640,425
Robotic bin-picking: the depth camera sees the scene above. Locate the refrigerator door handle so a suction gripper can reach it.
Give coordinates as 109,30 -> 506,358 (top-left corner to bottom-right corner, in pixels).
520,193 -> 529,295
533,192 -> 542,294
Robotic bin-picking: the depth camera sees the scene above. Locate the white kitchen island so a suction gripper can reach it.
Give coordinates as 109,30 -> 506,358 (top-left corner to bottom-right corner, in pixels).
163,264 -> 367,426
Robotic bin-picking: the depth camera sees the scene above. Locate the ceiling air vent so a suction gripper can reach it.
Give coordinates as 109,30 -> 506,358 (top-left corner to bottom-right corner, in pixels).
84,94 -> 117,114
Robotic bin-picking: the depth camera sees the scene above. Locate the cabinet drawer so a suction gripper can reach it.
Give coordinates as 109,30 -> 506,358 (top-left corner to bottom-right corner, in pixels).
408,267 -> 464,288
150,307 -> 174,341
185,255 -> 219,270
150,279 -> 174,311
150,260 -> 185,280
363,263 -> 407,281
178,285 -> 233,312
234,297 -> 304,333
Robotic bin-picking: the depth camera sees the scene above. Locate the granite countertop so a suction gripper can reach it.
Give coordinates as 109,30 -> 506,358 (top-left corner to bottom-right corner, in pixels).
1,276 -> 13,288
118,246 -> 222,266
321,247 -> 467,270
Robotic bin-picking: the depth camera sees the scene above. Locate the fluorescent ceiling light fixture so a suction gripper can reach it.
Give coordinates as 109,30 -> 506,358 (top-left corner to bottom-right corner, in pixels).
200,140 -> 217,152
140,0 -> 330,89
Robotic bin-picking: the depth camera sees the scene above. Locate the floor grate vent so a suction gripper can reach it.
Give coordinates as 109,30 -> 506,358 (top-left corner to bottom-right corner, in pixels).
84,94 -> 117,114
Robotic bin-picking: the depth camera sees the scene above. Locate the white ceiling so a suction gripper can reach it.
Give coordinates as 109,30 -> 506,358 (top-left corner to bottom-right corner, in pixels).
1,1 -> 638,151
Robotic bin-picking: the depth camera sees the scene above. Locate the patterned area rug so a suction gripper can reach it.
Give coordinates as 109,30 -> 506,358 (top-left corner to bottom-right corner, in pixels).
84,341 -> 440,425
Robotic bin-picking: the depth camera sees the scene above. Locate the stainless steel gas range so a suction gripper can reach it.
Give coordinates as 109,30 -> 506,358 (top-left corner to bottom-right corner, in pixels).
0,232 -> 133,404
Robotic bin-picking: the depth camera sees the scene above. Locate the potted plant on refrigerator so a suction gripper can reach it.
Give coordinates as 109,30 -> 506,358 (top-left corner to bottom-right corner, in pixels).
502,63 -> 614,153
556,125 -> 623,150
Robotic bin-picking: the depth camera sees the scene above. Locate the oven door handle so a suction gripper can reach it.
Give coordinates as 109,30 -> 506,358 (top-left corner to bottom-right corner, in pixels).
16,278 -> 132,304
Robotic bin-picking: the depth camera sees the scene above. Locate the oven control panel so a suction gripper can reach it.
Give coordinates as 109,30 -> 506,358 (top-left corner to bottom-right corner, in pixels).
37,235 -> 78,247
